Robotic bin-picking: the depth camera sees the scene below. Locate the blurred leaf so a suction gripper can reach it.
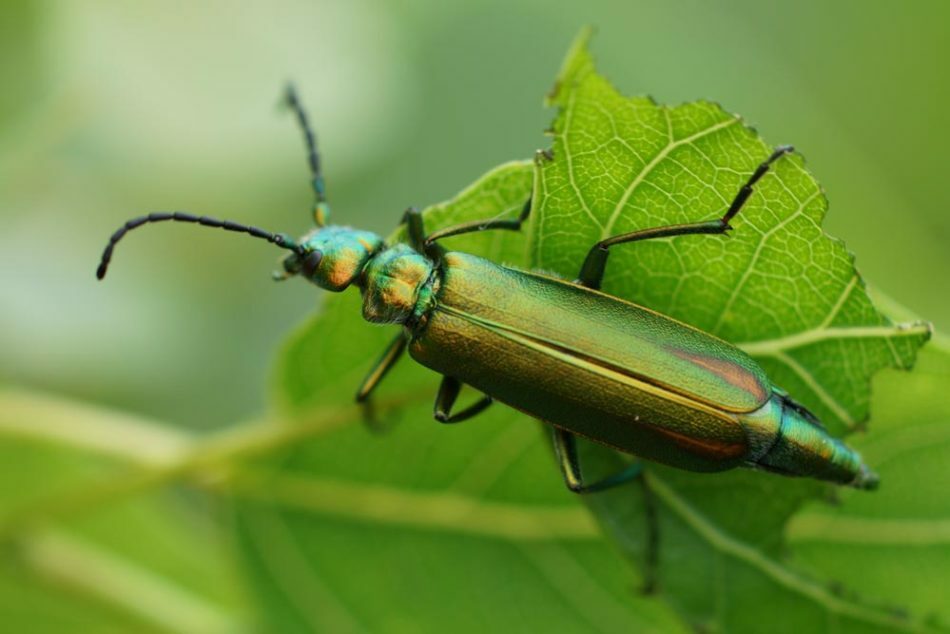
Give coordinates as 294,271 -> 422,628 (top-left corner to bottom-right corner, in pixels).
0,0 -> 42,130
0,389 -> 246,633
529,29 -> 934,632
787,342 -> 950,628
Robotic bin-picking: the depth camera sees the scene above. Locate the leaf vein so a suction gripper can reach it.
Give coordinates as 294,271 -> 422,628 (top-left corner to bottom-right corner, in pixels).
602,116 -> 741,238
647,473 -> 921,631
712,188 -> 822,335
773,351 -> 856,426
564,88 -> 604,230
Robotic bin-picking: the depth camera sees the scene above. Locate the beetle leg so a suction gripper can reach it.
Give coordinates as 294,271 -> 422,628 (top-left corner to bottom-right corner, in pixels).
399,207 -> 428,252
433,376 -> 494,424
284,84 -> 331,227
355,333 -> 408,432
424,196 -> 532,245
355,333 -> 408,403
553,427 -> 643,493
576,146 -> 794,290
638,474 -> 660,594
555,429 -> 660,591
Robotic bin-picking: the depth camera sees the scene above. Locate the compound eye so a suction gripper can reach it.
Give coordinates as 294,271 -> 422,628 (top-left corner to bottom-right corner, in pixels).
301,250 -> 323,278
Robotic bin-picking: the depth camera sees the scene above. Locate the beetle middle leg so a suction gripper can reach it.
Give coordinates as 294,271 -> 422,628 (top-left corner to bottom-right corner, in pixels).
433,376 -> 493,424
399,207 -> 428,252
577,145 -> 794,289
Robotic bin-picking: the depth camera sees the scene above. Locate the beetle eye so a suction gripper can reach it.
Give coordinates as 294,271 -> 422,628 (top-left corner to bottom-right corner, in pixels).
301,250 -> 323,277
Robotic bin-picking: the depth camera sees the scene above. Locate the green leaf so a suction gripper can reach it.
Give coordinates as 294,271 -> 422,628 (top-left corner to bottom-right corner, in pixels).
536,27 -> 930,434
249,29 -> 935,634
787,342 -> 950,628
0,389 -> 246,633
528,29 -> 934,633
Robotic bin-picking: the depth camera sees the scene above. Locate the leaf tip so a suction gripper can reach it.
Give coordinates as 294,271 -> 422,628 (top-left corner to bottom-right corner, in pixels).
547,26 -> 596,107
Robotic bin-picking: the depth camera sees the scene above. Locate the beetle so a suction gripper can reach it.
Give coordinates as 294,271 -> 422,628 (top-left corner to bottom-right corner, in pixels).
96,86 -> 878,497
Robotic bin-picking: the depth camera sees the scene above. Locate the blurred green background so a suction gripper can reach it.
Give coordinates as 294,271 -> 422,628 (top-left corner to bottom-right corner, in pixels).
1,1 -> 947,631
3,0 -> 947,429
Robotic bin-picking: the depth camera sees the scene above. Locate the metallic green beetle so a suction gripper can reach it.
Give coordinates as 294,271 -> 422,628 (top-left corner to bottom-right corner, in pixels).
97,87 -> 878,494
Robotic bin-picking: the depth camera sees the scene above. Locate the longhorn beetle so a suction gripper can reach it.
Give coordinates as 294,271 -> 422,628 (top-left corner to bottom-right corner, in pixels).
98,87 -> 878,503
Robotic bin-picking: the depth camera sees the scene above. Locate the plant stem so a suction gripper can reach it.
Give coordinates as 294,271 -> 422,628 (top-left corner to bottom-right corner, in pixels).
0,389 -> 424,540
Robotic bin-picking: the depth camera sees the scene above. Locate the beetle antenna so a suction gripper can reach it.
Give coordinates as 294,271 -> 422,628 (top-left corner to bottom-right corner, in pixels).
284,83 -> 330,227
96,212 -> 301,280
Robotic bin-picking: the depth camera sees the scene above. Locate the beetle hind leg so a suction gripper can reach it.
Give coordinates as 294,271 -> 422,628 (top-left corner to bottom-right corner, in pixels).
638,473 -> 660,594
554,427 -> 659,593
576,146 -> 794,290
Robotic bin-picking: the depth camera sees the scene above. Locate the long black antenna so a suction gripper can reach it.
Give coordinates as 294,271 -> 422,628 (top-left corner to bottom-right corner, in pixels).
284,84 -> 329,226
96,211 -> 300,280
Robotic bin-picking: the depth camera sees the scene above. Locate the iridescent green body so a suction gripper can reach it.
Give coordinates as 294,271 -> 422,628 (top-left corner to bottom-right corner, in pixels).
300,230 -> 875,489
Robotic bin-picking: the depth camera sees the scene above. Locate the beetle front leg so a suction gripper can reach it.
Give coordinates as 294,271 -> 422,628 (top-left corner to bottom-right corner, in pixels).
355,333 -> 408,431
553,427 -> 643,493
399,207 -> 428,253
577,146 -> 794,289
355,333 -> 408,403
433,376 -> 493,424
424,195 -> 532,245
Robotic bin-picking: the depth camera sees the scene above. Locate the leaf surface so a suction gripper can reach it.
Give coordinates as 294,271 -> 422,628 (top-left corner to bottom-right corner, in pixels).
247,30 -> 935,634
528,29 -> 935,633
0,389 -> 245,633
787,342 -> 950,629
534,29 -> 930,434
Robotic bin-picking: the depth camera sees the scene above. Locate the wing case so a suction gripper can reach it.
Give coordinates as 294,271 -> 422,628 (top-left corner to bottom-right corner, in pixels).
409,252 -> 772,471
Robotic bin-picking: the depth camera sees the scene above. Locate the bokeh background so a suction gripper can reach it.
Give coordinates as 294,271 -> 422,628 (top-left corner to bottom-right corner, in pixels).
1,0 -> 947,630
3,0 -> 947,429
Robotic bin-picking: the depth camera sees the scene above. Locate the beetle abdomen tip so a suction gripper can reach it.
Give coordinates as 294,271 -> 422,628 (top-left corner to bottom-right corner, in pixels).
851,464 -> 880,490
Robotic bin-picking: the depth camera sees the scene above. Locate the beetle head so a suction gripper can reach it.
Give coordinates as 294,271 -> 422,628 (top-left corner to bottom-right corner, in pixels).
278,225 -> 384,291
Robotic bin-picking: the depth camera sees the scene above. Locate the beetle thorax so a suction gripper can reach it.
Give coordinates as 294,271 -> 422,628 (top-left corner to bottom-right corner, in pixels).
359,243 -> 436,326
